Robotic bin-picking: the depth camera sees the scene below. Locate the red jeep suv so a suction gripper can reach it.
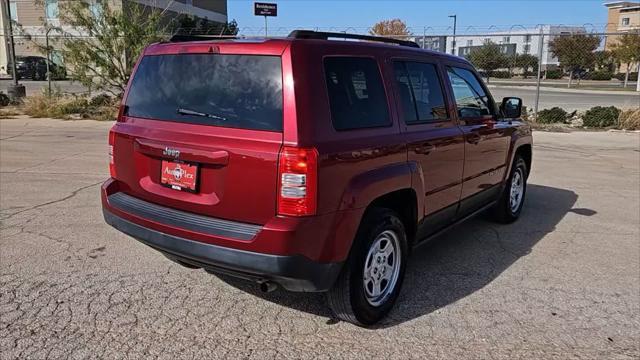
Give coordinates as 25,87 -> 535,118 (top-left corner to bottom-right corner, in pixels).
102,31 -> 532,325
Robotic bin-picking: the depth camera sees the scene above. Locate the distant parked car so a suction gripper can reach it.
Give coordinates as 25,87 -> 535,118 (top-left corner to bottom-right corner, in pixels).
7,56 -> 67,81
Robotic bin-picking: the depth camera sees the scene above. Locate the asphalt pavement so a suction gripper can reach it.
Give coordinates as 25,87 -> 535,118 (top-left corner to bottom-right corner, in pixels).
0,117 -> 639,359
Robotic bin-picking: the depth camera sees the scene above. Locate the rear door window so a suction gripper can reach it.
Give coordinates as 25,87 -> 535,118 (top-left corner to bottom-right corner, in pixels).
324,57 -> 390,131
125,54 -> 283,131
393,61 -> 448,124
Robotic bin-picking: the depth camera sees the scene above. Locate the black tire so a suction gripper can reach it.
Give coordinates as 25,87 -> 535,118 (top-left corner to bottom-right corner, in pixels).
492,155 -> 528,223
327,207 -> 408,326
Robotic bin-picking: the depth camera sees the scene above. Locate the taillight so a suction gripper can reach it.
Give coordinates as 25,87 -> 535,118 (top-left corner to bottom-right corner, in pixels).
277,146 -> 318,216
108,129 -> 116,178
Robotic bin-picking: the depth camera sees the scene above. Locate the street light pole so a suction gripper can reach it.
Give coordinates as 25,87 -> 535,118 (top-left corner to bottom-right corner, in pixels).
449,14 -> 457,55
3,0 -> 25,99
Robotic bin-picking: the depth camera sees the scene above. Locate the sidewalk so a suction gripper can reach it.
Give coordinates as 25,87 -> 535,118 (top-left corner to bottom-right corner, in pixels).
488,84 -> 640,96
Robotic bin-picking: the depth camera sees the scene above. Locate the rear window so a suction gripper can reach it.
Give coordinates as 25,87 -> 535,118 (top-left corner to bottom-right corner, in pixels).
125,54 -> 283,131
324,57 -> 390,131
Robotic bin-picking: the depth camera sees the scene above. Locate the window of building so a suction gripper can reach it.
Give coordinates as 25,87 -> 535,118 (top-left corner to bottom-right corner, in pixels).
524,34 -> 531,43
324,57 -> 390,131
523,44 -> 531,54
622,17 -> 630,26
9,1 -> 17,21
447,67 -> 492,119
393,61 -> 448,124
45,0 -> 59,20
467,39 -> 473,46
503,36 -> 510,43
484,38 -> 490,44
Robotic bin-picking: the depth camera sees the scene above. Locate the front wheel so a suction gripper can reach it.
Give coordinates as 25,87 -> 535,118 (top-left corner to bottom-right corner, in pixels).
327,208 -> 408,326
492,155 -> 528,223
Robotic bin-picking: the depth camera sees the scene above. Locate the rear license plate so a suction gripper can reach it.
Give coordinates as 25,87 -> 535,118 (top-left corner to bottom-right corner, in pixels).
160,160 -> 198,192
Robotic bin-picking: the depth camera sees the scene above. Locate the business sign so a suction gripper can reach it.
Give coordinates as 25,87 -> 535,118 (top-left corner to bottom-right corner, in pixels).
254,2 -> 277,16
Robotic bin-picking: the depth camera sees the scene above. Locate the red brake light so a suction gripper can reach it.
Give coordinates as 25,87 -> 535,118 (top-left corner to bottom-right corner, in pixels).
277,146 -> 318,216
108,129 -> 116,178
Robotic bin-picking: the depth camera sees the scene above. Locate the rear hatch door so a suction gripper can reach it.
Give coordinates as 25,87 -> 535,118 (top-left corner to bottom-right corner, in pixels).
111,41 -> 287,225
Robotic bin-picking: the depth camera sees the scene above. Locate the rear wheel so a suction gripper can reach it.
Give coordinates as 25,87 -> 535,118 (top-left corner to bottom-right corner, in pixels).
327,207 -> 408,326
492,155 -> 528,223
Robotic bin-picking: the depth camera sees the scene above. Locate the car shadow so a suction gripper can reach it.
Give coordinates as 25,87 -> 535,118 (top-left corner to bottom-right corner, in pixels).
217,184 -> 588,328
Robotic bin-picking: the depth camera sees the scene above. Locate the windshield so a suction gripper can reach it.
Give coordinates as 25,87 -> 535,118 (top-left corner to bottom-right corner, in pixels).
125,53 -> 283,131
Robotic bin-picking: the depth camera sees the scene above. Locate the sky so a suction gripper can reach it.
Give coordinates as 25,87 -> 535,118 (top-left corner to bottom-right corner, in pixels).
227,0 -> 609,35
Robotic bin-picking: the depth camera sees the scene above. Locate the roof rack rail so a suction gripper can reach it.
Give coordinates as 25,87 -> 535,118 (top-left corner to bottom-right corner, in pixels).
287,30 -> 420,48
169,34 -> 238,42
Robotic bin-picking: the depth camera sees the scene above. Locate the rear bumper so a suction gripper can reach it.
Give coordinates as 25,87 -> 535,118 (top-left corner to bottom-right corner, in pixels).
104,209 -> 342,291
101,178 -> 355,292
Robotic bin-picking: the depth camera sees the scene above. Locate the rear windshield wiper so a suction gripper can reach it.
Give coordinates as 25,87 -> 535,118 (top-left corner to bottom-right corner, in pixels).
177,107 -> 227,121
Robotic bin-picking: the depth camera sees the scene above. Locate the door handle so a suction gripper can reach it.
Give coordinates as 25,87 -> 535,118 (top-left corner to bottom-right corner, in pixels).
414,144 -> 436,154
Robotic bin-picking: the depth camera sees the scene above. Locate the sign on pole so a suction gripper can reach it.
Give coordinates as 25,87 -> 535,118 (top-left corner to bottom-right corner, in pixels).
254,2 -> 277,16
254,2 -> 277,37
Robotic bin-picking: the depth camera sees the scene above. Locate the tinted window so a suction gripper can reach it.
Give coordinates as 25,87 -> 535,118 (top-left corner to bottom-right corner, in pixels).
125,54 -> 283,131
405,62 -> 447,122
447,67 -> 492,119
324,57 -> 390,130
393,62 -> 418,123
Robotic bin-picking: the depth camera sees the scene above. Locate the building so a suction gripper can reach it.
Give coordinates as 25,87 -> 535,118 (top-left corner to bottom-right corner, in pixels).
604,1 -> 640,51
1,0 -> 228,75
410,35 -> 447,52
446,25 -> 587,70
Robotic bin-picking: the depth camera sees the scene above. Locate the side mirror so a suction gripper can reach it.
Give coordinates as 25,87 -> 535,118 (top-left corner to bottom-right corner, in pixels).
500,97 -> 523,119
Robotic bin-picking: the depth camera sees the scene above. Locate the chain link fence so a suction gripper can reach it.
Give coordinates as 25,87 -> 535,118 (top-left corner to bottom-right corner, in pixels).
2,25 -> 639,122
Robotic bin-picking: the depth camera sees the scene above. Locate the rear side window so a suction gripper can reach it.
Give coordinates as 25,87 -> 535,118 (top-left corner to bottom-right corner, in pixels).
447,66 -> 492,119
125,54 -> 283,131
393,61 -> 448,123
324,57 -> 390,131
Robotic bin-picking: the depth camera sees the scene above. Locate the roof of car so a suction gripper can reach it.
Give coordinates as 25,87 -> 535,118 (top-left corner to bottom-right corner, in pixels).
157,33 -> 465,64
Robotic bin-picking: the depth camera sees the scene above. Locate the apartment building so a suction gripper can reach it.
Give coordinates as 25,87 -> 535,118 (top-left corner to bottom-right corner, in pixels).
1,0 -> 228,75
604,1 -> 640,50
449,25 -> 587,70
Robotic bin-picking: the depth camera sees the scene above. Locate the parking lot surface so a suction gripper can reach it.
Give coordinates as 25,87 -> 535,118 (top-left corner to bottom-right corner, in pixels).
1,117 -> 639,359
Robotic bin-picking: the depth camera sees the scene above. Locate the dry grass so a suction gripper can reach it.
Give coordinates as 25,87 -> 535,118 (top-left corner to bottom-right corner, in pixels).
618,108 -> 640,130
23,93 -> 118,121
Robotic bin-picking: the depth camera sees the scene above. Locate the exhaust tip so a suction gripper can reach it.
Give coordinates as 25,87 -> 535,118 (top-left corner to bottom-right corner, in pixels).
259,281 -> 277,293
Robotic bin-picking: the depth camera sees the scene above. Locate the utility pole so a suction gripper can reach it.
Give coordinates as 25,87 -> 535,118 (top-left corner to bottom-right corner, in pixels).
449,14 -> 457,55
533,27 -> 544,119
2,0 -> 25,99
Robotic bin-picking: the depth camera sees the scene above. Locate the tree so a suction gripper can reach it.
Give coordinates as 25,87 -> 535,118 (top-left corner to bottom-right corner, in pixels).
611,32 -> 640,87
548,34 -> 600,88
593,50 -> 617,73
369,19 -> 411,39
515,54 -> 539,79
466,41 -> 508,83
58,1 -> 169,97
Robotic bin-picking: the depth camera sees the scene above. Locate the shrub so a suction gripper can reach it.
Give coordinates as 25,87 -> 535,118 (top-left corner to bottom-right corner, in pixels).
545,69 -> 563,79
614,72 -> 639,82
536,107 -> 568,124
617,108 -> 640,130
491,70 -> 512,79
582,106 -> 620,128
0,92 -> 9,107
89,94 -> 114,107
584,70 -> 613,81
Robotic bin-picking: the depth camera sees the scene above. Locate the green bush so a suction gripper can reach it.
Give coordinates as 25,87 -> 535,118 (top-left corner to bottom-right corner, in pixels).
89,94 -> 114,107
536,107 -> 568,124
585,70 -> 613,80
545,69 -> 563,79
0,92 -> 9,107
582,106 -> 620,128
491,71 -> 512,79
614,72 -> 638,82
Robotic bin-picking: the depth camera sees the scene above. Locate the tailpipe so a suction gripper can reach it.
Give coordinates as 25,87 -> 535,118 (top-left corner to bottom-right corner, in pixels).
259,281 -> 277,293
